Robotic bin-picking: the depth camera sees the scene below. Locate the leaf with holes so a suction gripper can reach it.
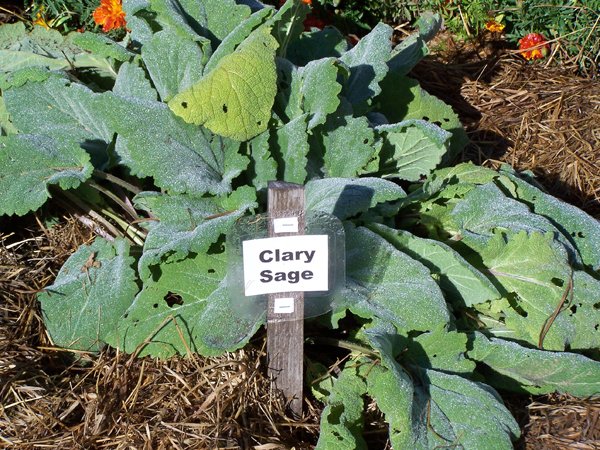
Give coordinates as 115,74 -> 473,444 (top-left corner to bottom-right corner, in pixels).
108,251 -> 262,358
168,27 -> 278,141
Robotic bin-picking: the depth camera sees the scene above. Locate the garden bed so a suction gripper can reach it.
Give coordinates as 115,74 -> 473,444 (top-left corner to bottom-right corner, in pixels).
1,2 -> 599,448
2,42 -> 599,448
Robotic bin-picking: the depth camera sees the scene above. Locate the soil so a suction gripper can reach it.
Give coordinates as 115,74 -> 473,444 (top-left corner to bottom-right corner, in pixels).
1,15 -> 599,450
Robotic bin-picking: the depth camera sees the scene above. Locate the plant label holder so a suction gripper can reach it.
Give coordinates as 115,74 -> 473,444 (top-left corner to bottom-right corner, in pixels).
227,181 -> 345,417
266,180 -> 306,416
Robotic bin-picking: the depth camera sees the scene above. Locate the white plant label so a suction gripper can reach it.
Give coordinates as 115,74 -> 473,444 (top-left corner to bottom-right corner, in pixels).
273,216 -> 299,234
242,235 -> 329,296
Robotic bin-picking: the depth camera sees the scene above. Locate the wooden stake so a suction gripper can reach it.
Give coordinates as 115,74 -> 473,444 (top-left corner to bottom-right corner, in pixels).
266,181 -> 305,417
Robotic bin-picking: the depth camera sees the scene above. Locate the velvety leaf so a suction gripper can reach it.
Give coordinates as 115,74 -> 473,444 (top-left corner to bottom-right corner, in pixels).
109,252 -> 262,358
369,225 -> 501,307
38,238 -> 138,352
480,231 -> 574,350
0,95 -> 17,135
113,60 -> 158,101
134,189 -> 256,279
387,12 -> 441,75
104,94 -> 248,195
406,325 -> 476,375
270,0 -> 309,59
322,116 -> 376,177
377,74 -> 467,160
500,167 -> 600,271
168,28 -> 278,141
273,114 -> 309,183
344,225 -> 450,333
286,27 -> 348,66
71,32 -> 134,62
376,120 -> 450,181
198,0 -> 252,42
305,177 -> 405,220
3,74 -> 113,167
339,23 -> 392,110
363,326 -> 419,449
0,134 -> 92,216
315,364 -> 368,450
141,26 -> 209,102
278,57 -> 343,129
418,370 -> 519,449
247,129 -> 277,191
450,182 -> 574,255
469,332 -> 600,396
204,7 -> 273,73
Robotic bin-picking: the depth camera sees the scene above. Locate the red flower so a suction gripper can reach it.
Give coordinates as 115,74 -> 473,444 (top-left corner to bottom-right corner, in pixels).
518,33 -> 550,60
93,0 -> 127,33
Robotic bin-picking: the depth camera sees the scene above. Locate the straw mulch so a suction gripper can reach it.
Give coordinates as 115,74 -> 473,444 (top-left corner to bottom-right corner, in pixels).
0,217 -> 323,449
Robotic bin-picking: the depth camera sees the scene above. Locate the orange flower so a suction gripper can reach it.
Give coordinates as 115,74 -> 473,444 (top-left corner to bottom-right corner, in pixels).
33,6 -> 50,29
302,0 -> 312,4
93,0 -> 127,33
484,20 -> 505,33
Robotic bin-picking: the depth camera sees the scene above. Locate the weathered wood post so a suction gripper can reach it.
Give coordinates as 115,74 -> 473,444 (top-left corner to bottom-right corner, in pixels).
266,180 -> 305,417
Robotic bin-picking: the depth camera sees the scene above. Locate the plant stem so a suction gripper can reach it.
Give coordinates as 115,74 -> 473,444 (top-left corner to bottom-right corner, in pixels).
60,191 -> 124,240
308,336 -> 378,358
86,180 -> 139,220
92,170 -> 141,194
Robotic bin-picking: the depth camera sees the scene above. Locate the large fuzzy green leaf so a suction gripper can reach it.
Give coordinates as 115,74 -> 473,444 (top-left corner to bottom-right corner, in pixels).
113,60 -> 158,101
305,177 -> 406,220
38,238 -> 138,352
479,231 -> 575,350
315,364 -> 368,450
364,324 -> 517,449
339,23 -> 392,111
0,134 -> 93,216
370,225 -> 501,307
3,74 -> 113,167
134,188 -> 256,280
0,95 -> 17,136
0,23 -> 123,77
469,332 -> 600,396
204,7 -> 274,73
105,94 -> 248,195
197,0 -> 252,42
388,12 -> 441,75
321,116 -> 377,177
141,26 -> 209,102
500,167 -> 600,271
276,57 -> 343,129
108,251 -> 262,358
377,74 -> 467,160
344,225 -> 450,333
168,27 -> 278,141
273,113 -> 310,183
375,120 -> 451,181
417,370 -> 519,449
247,129 -> 277,191
450,182 -> 575,255
286,26 -> 348,66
